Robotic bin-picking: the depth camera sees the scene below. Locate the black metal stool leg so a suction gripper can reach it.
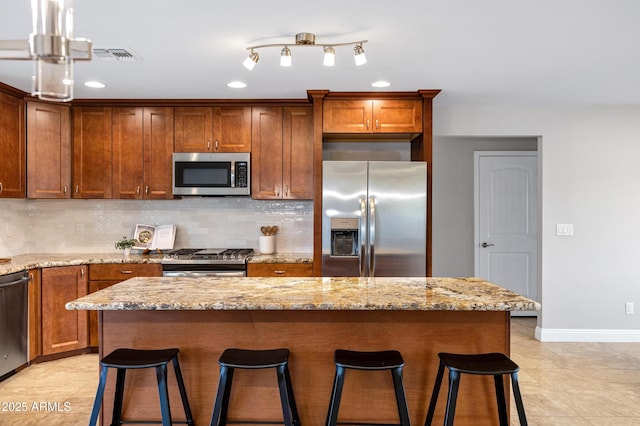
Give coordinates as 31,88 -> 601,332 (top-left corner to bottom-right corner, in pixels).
283,364 -> 300,425
276,364 -> 294,426
326,365 -> 346,426
424,360 -> 445,426
493,374 -> 508,426
89,365 -> 109,426
511,372 -> 528,426
112,368 -> 127,425
444,370 -> 460,426
210,365 -> 231,426
156,364 -> 172,426
391,367 -> 411,426
171,355 -> 195,425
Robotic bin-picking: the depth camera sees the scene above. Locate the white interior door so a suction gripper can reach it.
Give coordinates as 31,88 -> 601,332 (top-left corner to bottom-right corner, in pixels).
474,151 -> 538,315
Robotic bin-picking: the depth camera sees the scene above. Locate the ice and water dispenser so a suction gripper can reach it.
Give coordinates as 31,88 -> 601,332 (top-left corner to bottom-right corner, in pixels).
330,217 -> 359,257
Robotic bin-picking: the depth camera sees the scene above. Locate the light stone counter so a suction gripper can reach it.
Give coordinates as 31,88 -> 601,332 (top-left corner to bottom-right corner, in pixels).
65,276 -> 540,312
247,253 -> 313,263
0,253 -> 163,275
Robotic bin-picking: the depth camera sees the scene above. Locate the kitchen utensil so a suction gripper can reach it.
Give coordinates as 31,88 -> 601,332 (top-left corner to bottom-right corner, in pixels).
260,226 -> 267,235
271,226 -> 278,235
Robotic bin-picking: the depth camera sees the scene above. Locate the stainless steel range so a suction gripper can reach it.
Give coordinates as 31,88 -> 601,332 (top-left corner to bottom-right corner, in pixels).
161,248 -> 255,277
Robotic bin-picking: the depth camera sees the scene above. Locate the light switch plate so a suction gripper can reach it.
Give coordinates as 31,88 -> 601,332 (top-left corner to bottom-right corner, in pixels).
556,223 -> 574,236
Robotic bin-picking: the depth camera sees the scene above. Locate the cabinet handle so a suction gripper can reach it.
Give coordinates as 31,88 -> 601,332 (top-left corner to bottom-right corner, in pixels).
207,140 -> 211,150
285,186 -> 289,197
273,270 -> 286,274
375,119 -> 379,129
215,140 -> 219,150
80,268 -> 84,278
275,184 -> 281,197
136,186 -> 140,195
75,185 -> 79,194
121,270 -> 133,274
29,273 -> 34,282
0,182 -> 3,193
145,185 -> 149,195
63,185 -> 67,194
366,119 -> 370,130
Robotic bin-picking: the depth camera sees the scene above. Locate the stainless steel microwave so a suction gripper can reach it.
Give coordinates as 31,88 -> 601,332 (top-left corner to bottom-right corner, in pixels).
172,152 -> 250,196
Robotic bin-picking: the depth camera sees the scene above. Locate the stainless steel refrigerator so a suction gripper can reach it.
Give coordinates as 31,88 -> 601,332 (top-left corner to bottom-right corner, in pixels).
322,160 -> 427,277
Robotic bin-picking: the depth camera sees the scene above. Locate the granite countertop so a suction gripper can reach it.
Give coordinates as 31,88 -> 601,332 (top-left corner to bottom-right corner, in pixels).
0,252 -> 312,276
65,276 -> 541,312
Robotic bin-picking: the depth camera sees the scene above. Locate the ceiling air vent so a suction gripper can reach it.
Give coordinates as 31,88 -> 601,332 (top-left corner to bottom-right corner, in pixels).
93,48 -> 137,62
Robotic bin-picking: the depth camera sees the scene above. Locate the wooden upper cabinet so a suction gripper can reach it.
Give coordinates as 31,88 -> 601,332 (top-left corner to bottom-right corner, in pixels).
252,106 -> 313,200
0,93 -> 25,198
323,99 -> 422,134
174,107 -> 212,152
283,107 -> 313,199
213,107 -> 251,152
112,107 -> 174,199
73,107 -> 113,198
27,102 -> 71,198
143,107 -> 174,199
175,106 -> 251,152
251,107 -> 283,199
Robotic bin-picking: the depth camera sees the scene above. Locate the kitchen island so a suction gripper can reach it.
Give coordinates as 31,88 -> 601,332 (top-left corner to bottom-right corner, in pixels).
66,276 -> 540,425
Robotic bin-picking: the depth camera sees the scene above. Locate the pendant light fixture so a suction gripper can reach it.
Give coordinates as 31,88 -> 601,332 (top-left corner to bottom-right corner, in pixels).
243,32 -> 367,70
0,0 -> 92,102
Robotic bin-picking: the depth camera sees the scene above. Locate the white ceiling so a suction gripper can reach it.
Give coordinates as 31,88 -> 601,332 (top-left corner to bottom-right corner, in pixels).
1,0 -> 639,106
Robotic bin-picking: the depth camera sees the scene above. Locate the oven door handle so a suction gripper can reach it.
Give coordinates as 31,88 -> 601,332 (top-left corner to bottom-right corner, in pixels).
162,271 -> 246,278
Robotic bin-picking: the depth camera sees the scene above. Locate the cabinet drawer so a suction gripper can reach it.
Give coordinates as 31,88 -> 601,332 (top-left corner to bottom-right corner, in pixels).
89,263 -> 161,280
247,263 -> 313,277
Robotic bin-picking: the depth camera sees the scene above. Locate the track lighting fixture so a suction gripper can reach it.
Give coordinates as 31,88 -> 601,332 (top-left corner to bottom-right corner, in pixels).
243,32 -> 367,70
0,0 -> 92,102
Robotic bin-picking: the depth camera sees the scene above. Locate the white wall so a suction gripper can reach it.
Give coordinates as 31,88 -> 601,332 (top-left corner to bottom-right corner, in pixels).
0,198 -> 313,257
433,104 -> 640,341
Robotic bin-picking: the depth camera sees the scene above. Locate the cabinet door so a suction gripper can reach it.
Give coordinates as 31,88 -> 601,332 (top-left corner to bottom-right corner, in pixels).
0,93 -> 25,198
73,107 -> 113,198
174,107 -> 213,152
41,266 -> 88,355
213,107 -> 251,152
283,107 -> 313,199
143,107 -> 174,199
251,107 -> 283,199
372,100 -> 422,133
112,107 -> 144,199
27,102 -> 71,198
28,269 -> 42,361
323,100 -> 372,133
247,263 -> 313,277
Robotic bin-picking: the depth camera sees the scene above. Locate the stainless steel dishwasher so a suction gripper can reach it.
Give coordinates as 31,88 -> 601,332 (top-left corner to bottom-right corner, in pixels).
0,270 -> 28,379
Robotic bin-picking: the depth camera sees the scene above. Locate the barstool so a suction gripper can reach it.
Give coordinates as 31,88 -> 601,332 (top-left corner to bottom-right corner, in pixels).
424,352 -> 528,426
326,349 -> 411,426
89,347 -> 194,426
209,348 -> 300,426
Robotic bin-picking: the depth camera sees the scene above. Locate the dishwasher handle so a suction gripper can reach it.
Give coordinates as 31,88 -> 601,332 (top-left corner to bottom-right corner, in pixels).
0,275 -> 28,288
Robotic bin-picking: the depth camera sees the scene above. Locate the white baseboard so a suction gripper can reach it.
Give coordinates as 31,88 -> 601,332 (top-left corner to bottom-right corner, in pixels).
535,326 -> 640,342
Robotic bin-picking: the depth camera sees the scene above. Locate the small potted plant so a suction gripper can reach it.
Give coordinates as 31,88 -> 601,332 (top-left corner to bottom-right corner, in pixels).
115,236 -> 137,257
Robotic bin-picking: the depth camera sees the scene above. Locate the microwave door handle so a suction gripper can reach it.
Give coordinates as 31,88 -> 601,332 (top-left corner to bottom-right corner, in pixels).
359,197 -> 367,277
230,161 -> 236,188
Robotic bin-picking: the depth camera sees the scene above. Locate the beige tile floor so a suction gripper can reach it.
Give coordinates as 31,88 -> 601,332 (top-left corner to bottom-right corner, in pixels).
1,318 -> 640,425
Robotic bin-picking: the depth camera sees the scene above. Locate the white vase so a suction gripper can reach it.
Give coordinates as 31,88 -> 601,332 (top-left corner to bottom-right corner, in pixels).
123,247 -> 131,257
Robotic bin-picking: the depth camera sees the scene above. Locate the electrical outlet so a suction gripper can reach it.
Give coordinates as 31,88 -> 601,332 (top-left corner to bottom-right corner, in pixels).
556,223 -> 574,236
626,302 -> 634,315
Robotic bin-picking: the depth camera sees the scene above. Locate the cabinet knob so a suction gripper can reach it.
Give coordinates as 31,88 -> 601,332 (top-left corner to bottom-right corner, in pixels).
145,185 -> 149,195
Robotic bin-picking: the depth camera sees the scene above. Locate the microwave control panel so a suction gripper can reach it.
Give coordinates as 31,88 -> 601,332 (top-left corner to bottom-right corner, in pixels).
235,162 -> 248,188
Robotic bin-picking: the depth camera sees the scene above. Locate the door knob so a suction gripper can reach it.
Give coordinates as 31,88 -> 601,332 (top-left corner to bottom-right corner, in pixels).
481,242 -> 494,248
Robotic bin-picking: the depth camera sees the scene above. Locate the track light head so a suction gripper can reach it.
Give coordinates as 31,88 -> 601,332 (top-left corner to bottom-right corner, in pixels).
353,44 -> 367,66
243,50 -> 259,70
323,46 -> 335,67
280,46 -> 292,67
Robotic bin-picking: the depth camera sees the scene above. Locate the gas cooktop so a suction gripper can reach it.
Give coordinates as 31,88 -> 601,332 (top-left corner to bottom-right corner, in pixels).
162,248 -> 255,264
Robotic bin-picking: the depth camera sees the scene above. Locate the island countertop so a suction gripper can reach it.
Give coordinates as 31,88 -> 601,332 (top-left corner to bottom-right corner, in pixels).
65,276 -> 540,311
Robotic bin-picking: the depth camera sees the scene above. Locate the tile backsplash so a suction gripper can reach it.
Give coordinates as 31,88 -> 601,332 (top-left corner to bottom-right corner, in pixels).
0,198 -> 313,257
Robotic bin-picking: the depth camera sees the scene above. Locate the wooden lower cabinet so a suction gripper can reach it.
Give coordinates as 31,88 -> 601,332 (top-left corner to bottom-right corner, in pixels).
88,263 -> 162,347
247,262 -> 313,277
28,269 -> 42,361
41,265 -> 88,356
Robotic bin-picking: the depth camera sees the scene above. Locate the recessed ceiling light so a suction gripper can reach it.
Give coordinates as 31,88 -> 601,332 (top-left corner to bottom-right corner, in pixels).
84,81 -> 106,88
227,81 -> 247,88
371,81 -> 391,88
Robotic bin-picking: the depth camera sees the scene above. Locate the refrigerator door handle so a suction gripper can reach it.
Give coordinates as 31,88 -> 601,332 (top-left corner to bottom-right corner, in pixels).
359,197 -> 367,277
369,196 -> 376,277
